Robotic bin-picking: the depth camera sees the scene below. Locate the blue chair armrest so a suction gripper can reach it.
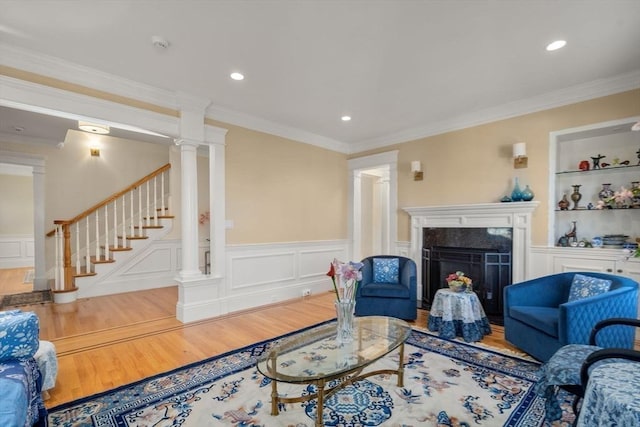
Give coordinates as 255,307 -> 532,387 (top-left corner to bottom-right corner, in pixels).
400,260 -> 417,301
561,286 -> 639,344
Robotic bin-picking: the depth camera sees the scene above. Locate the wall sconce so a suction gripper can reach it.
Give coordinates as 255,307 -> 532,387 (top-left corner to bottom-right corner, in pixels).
90,147 -> 100,157
513,142 -> 528,169
411,161 -> 423,181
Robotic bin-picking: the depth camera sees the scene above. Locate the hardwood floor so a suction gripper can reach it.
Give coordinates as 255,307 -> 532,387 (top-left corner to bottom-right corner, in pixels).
0,267 -> 34,295
3,287 -> 522,409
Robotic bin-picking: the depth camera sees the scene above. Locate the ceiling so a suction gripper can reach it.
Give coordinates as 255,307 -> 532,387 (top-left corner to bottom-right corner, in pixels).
1,0 -> 640,153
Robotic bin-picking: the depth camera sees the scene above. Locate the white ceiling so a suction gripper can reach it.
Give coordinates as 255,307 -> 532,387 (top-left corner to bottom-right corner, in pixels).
1,0 -> 639,153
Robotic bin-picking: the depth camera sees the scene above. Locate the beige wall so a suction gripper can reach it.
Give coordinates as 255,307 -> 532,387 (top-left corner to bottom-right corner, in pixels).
0,174 -> 34,235
215,122 -> 348,244
351,89 -> 640,245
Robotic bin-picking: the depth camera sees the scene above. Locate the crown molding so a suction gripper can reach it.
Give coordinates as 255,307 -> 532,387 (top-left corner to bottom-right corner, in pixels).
205,104 -> 350,153
0,43 -> 179,110
0,75 -> 179,139
349,69 -> 640,154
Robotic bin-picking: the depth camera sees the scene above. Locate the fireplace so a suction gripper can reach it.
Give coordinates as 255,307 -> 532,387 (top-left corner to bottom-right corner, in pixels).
404,202 -> 539,324
421,227 -> 512,324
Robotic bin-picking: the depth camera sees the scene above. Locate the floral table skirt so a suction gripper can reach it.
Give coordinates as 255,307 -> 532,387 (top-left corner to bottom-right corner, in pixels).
576,361 -> 640,426
427,288 -> 492,342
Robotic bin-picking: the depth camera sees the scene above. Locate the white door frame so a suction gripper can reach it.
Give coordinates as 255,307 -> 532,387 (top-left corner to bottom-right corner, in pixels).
348,151 -> 398,261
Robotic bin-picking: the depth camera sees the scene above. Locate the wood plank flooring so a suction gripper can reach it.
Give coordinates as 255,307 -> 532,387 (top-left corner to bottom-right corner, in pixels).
0,267 -> 34,295
3,287 -> 522,409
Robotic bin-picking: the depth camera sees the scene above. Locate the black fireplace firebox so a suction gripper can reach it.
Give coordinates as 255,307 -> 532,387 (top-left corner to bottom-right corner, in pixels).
421,227 -> 512,324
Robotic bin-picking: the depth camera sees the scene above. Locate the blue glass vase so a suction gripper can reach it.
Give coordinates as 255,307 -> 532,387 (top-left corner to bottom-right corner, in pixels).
521,185 -> 534,201
511,178 -> 523,202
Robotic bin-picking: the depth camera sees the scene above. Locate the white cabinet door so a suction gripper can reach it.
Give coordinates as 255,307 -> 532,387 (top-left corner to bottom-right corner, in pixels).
618,259 -> 640,282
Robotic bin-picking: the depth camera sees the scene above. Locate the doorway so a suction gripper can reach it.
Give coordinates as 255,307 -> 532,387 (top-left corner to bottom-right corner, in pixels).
348,151 -> 398,261
0,162 -> 34,295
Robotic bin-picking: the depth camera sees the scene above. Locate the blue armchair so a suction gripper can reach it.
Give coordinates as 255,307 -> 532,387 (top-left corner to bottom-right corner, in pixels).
355,255 -> 417,320
503,272 -> 639,362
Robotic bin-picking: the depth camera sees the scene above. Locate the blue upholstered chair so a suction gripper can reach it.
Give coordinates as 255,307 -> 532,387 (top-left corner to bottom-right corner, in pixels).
503,272 -> 639,362
355,255 -> 417,320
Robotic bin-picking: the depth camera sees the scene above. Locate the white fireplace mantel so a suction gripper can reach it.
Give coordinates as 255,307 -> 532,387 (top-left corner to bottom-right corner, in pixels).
403,202 -> 540,298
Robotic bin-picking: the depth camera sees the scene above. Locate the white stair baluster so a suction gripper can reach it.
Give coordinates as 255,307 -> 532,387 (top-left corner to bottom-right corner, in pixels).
153,176 -> 158,226
75,222 -> 80,275
85,216 -> 90,273
113,198 -> 118,249
137,186 -> 143,235
122,194 -> 127,248
104,205 -> 110,260
161,171 -> 166,215
146,181 -> 150,227
130,189 -> 135,238
95,209 -> 100,261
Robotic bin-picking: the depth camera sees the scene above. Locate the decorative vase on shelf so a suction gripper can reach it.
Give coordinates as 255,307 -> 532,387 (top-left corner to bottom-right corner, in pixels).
521,185 -> 534,201
598,183 -> 614,201
511,178 -> 523,202
558,194 -> 570,210
334,300 -> 355,343
570,184 -> 582,210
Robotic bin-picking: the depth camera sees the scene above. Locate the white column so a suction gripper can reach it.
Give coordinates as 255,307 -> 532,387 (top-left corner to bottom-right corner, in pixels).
175,138 -> 202,279
208,140 -> 226,278
32,165 -> 47,291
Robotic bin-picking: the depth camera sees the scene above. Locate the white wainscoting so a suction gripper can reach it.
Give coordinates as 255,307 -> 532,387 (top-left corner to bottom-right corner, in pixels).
0,235 -> 34,268
222,240 -> 348,314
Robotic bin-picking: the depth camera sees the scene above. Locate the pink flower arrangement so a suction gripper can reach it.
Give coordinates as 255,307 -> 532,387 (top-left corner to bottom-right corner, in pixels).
326,258 -> 363,302
446,271 -> 473,291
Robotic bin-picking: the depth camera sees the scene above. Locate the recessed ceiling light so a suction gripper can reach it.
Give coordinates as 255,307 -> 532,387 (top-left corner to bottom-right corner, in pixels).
341,116 -> 351,122
546,40 -> 567,51
230,72 -> 244,81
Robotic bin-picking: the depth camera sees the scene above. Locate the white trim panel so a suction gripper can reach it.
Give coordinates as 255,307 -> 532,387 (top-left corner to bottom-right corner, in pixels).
0,235 -> 34,268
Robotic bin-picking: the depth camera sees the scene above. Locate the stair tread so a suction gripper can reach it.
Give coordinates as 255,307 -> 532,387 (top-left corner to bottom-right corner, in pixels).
90,256 -> 115,264
99,245 -> 132,251
73,269 -> 97,278
122,235 -> 149,240
134,225 -> 164,229
144,215 -> 175,219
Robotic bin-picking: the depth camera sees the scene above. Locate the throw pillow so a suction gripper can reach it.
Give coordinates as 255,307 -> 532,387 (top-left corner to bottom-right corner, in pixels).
373,257 -> 400,284
568,274 -> 612,302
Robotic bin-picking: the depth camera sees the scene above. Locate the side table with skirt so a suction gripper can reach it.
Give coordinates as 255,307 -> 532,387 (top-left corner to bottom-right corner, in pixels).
427,288 -> 492,342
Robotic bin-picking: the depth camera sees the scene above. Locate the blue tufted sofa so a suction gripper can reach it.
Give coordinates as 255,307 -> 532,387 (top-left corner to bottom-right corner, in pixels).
0,310 -> 48,427
355,255 -> 417,320
504,272 -> 639,362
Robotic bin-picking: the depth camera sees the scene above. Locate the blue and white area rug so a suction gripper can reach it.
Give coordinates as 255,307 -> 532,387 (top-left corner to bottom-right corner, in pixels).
48,321 -> 574,426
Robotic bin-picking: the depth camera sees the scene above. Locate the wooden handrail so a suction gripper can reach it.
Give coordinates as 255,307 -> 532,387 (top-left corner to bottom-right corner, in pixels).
47,163 -> 171,237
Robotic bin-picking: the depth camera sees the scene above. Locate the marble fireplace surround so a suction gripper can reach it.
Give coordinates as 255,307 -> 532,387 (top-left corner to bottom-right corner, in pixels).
404,202 -> 540,300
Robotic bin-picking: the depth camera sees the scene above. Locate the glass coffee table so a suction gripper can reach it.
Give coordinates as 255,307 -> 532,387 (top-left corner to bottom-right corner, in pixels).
256,316 -> 411,427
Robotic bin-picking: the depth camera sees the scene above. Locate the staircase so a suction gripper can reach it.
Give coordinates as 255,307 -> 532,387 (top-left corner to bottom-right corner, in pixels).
49,164 -> 174,299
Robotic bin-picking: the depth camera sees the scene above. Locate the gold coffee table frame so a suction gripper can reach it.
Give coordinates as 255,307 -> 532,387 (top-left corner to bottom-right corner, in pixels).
256,316 -> 411,427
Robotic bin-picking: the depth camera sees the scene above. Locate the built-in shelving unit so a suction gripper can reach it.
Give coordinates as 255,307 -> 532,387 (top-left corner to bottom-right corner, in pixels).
550,118 -> 640,246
